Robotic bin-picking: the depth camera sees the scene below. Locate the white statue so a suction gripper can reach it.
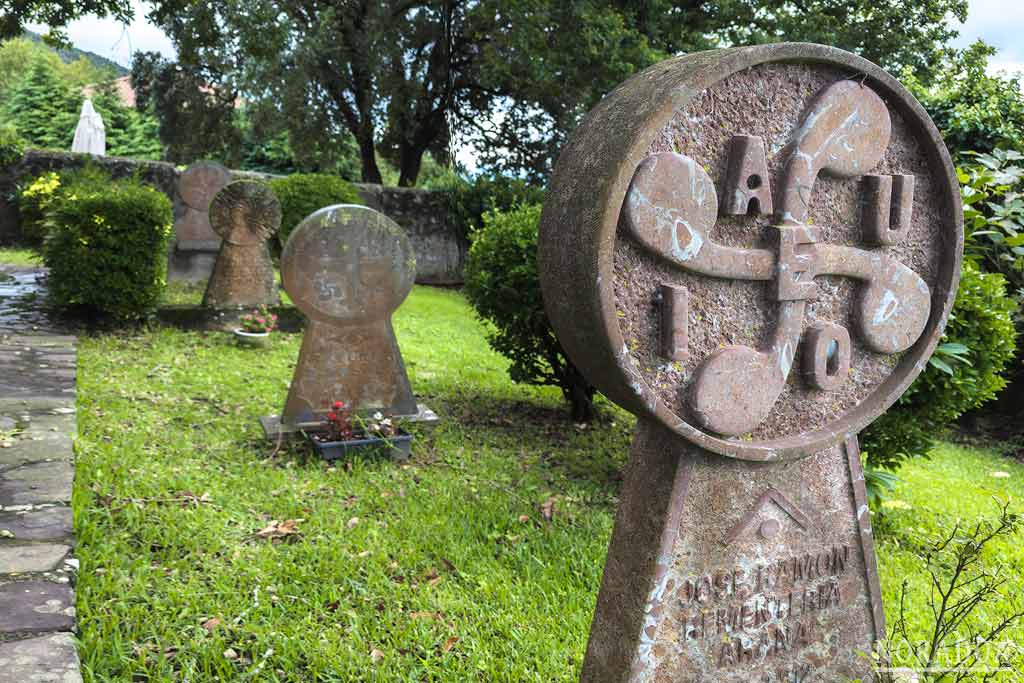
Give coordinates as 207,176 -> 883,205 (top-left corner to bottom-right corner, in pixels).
71,99 -> 106,156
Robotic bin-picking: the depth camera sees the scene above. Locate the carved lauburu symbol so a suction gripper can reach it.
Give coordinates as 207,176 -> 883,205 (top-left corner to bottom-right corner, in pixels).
624,81 -> 930,437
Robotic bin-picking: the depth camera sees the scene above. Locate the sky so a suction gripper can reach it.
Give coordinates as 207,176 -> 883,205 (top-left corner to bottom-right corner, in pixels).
26,0 -> 1024,77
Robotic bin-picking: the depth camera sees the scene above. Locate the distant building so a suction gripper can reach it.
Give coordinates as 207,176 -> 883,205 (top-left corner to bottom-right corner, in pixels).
82,75 -> 136,108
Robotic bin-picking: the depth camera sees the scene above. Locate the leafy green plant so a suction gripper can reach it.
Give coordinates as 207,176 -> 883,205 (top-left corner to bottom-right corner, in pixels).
43,168 -> 172,321
267,173 -> 363,250
905,41 -> 1024,158
463,203 -> 596,421
0,123 -> 25,167
427,172 -> 545,246
960,149 -> 1024,319
861,262 -> 1017,472
17,170 -> 61,245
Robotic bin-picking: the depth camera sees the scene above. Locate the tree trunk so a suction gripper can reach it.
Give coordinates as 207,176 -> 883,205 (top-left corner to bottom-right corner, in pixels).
357,127 -> 382,184
569,382 -> 595,423
397,141 -> 425,187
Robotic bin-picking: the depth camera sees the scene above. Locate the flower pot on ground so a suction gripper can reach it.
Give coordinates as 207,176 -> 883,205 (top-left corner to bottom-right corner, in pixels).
308,430 -> 413,462
234,305 -> 278,348
305,401 -> 412,462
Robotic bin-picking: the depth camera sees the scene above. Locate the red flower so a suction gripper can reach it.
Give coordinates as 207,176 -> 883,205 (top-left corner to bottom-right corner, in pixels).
326,411 -> 338,421
333,400 -> 344,409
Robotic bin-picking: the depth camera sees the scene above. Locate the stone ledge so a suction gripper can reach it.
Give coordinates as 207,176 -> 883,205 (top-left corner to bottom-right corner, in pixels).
157,304 -> 307,332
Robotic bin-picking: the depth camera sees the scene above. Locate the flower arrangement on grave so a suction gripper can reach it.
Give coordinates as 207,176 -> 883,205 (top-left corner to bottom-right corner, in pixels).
234,305 -> 278,347
306,400 -> 411,461
239,305 -> 278,333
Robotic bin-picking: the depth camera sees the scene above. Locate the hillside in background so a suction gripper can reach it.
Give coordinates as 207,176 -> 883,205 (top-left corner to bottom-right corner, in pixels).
24,30 -> 128,78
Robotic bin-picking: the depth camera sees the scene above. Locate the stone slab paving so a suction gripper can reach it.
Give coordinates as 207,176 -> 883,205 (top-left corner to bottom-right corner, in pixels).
0,265 -> 80,679
0,633 -> 81,683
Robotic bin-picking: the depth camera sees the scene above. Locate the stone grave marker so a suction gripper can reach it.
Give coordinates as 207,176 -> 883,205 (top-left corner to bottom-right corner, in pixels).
278,204 -> 418,425
169,161 -> 233,281
538,44 -> 962,683
202,180 -> 281,308
175,161 -> 232,246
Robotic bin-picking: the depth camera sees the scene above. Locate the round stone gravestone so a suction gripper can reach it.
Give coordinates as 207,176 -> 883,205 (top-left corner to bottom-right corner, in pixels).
280,204 -> 417,424
202,180 -> 281,308
175,161 -> 232,245
539,43 -> 961,683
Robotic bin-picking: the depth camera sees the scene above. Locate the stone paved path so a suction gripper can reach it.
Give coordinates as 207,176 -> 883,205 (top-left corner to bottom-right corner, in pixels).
0,266 -> 80,682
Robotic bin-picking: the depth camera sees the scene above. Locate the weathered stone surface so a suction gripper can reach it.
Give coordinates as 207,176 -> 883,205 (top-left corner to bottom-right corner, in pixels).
0,633 -> 81,683
281,205 -> 417,424
537,44 -> 962,683
0,580 -> 75,633
0,507 -> 72,541
175,161 -> 232,241
0,438 -> 73,469
0,461 -> 73,506
0,543 -> 69,573
202,180 -> 281,308
354,184 -> 466,285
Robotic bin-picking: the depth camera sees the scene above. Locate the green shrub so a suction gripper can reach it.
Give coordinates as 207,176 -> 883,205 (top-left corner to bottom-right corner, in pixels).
18,165 -> 116,246
959,149 -> 1024,317
428,172 -> 545,245
268,173 -> 363,249
0,123 -> 24,167
905,42 -> 1024,158
17,171 -> 61,246
463,203 -> 596,421
861,261 -> 1017,471
43,170 -> 173,321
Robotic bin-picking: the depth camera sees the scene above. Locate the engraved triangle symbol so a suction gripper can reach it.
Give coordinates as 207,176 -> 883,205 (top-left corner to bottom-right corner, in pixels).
724,487 -> 814,545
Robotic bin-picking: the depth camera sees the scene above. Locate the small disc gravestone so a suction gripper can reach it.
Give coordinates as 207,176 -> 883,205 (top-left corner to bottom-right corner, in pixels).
202,180 -> 281,308
280,204 -> 417,424
539,44 -> 962,683
174,161 -> 232,246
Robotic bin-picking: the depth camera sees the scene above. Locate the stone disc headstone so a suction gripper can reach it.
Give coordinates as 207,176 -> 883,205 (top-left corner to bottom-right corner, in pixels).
175,161 -> 232,245
202,180 -> 281,308
281,204 -> 417,424
538,44 -> 962,683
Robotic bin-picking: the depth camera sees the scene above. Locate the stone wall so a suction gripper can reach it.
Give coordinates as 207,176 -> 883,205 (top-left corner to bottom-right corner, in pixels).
0,150 -> 465,284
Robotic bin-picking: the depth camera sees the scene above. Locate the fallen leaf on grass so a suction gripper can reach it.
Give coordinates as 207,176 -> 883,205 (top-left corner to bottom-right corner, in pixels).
201,617 -> 222,632
409,611 -> 442,620
254,519 -> 303,542
540,496 -> 558,521
346,516 -> 360,530
223,648 -> 239,661
370,648 -> 384,663
442,636 -> 459,653
422,568 -> 442,587
440,557 -> 457,574
517,514 -> 530,523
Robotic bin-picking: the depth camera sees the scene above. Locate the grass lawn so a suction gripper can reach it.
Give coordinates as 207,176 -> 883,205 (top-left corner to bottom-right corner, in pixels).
74,285 -> 1024,681
0,246 -> 42,266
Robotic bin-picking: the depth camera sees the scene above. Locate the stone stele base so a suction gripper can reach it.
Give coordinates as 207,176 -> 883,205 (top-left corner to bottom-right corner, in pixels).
580,419 -> 884,683
259,403 -> 439,441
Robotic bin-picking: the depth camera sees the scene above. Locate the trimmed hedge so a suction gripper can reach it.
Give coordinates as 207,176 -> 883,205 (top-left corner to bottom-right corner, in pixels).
43,169 -> 173,321
463,203 -> 596,421
861,261 -> 1017,470
268,173 -> 363,250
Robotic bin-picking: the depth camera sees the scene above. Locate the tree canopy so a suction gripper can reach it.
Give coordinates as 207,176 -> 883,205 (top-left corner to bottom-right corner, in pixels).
0,0 -> 132,44
145,0 -> 968,184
